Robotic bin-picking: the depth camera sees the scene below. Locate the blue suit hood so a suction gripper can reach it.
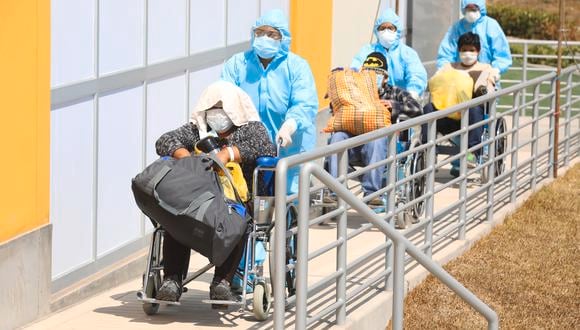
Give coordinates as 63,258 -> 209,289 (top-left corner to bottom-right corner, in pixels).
461,0 -> 487,16
373,8 -> 402,49
251,9 -> 291,58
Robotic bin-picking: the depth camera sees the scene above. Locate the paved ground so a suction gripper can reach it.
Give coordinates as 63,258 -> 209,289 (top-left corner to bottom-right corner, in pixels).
24,115 -> 578,330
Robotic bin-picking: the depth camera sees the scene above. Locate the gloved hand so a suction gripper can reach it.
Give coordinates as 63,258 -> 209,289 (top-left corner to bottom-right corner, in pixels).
409,91 -> 420,101
276,119 -> 297,147
491,68 -> 501,82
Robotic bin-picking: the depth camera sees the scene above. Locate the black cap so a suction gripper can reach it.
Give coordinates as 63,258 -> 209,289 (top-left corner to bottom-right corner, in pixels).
362,52 -> 388,74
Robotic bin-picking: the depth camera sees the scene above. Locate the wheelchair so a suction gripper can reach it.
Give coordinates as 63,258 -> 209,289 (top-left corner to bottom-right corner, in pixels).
392,118 -> 426,229
136,155 -> 298,321
433,100 -> 507,183
317,116 -> 426,229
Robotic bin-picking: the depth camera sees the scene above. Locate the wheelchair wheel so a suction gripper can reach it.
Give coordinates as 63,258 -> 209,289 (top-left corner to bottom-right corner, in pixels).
267,204 -> 298,298
411,148 -> 426,219
252,281 -> 272,321
481,118 -> 507,183
142,273 -> 160,315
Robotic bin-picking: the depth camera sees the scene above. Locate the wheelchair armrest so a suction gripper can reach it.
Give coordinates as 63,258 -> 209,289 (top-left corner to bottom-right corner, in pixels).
256,156 -> 279,168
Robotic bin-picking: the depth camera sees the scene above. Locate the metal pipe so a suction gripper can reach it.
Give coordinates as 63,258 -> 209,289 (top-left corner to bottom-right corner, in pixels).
459,107 -> 469,239
553,0 -> 564,177
336,150 -> 348,324
295,165 -> 311,330
392,241 -> 406,330
273,159 -> 288,330
510,91 -> 521,204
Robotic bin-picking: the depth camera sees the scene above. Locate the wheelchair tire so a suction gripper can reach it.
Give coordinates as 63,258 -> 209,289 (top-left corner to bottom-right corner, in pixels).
267,204 -> 298,299
481,118 -> 508,183
252,282 -> 272,321
142,273 -> 160,315
410,148 -> 426,219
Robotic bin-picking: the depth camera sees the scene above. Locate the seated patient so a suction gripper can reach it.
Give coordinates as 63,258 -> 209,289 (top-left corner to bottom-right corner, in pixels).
154,81 -> 276,302
327,52 -> 422,205
422,32 -> 497,177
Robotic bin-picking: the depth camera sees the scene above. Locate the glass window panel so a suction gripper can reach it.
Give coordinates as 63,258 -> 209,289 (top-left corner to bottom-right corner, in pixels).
97,86 -> 144,256
148,0 -> 187,63
227,0 -> 259,44
50,100 -> 95,278
51,0 -> 95,87
99,0 -> 144,75
190,0 -> 226,53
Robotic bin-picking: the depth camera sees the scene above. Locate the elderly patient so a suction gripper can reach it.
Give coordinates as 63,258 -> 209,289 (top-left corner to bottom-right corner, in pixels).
154,81 -> 275,302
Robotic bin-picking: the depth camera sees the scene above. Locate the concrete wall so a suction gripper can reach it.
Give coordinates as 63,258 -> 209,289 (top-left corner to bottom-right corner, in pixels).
0,225 -> 52,330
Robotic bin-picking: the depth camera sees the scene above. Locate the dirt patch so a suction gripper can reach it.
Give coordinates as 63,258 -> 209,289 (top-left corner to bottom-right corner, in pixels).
391,164 -> 580,329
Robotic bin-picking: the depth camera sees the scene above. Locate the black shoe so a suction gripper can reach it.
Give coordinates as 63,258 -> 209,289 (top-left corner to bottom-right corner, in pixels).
450,167 -> 460,178
156,275 -> 182,302
209,279 -> 236,301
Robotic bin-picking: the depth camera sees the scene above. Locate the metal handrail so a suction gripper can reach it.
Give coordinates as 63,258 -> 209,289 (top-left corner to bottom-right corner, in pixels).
272,65 -> 579,329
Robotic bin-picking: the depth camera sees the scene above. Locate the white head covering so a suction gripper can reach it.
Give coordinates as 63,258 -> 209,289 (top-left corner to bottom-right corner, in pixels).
190,81 -> 261,134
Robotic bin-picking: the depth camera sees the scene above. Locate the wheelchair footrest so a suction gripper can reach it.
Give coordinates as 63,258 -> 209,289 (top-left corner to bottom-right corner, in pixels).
138,296 -> 181,306
201,299 -> 243,306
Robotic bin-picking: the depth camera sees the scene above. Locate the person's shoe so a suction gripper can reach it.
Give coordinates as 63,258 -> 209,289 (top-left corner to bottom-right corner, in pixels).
323,194 -> 338,204
209,279 -> 236,301
466,152 -> 478,169
156,275 -> 182,302
367,196 -> 385,206
450,166 -> 460,178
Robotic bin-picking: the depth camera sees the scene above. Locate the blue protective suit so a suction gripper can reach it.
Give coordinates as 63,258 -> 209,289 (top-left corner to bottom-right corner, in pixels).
436,0 -> 512,74
221,9 -> 319,194
351,9 -> 427,96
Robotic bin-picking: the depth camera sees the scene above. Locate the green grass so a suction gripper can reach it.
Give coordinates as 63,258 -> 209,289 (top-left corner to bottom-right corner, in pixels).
498,58 -> 580,115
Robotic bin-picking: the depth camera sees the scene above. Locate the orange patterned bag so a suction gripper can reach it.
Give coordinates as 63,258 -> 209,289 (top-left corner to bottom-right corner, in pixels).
324,68 -> 391,136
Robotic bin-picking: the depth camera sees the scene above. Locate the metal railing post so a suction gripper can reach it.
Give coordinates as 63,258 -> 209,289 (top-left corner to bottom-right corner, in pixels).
522,42 -> 529,115
391,240 -> 406,330
459,108 -> 469,239
548,78 -> 557,178
336,150 -> 348,324
273,161 -> 288,330
531,84 -> 541,190
486,101 -> 497,223
510,91 -> 521,204
424,119 -> 437,258
296,165 -> 311,329
564,72 -> 573,166
385,137 -> 397,290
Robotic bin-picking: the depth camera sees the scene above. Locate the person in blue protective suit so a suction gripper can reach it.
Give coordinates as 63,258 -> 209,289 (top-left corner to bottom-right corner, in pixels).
436,0 -> 512,81
351,8 -> 427,99
221,9 -> 319,195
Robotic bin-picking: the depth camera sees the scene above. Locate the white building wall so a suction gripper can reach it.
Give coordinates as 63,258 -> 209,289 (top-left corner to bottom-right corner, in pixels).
50,0 -> 288,288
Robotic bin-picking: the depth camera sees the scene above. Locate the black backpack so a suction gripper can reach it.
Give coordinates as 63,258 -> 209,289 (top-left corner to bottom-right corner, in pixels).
131,154 -> 248,266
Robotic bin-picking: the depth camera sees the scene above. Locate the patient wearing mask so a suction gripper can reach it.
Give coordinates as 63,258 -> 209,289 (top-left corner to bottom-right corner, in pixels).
154,81 -> 275,303
441,32 -> 497,96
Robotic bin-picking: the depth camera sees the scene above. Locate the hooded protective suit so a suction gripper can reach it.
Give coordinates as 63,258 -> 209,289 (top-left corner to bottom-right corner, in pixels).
351,8 -> 427,96
221,9 -> 318,194
436,0 -> 512,74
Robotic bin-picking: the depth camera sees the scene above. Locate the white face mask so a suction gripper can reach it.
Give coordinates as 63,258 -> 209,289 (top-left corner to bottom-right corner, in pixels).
378,29 -> 397,49
460,51 -> 478,66
206,108 -> 234,133
464,10 -> 481,23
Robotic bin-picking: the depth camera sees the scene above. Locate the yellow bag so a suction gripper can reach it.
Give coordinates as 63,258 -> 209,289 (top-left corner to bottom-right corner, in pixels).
324,69 -> 391,135
193,145 -> 249,202
428,68 -> 474,120
219,162 -> 249,202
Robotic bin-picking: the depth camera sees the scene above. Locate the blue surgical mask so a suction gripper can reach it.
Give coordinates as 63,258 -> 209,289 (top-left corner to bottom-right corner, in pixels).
252,36 -> 281,59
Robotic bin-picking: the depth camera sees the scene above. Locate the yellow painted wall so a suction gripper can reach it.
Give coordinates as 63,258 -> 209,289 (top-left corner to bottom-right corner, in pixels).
0,0 -> 50,243
289,0 -> 333,108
